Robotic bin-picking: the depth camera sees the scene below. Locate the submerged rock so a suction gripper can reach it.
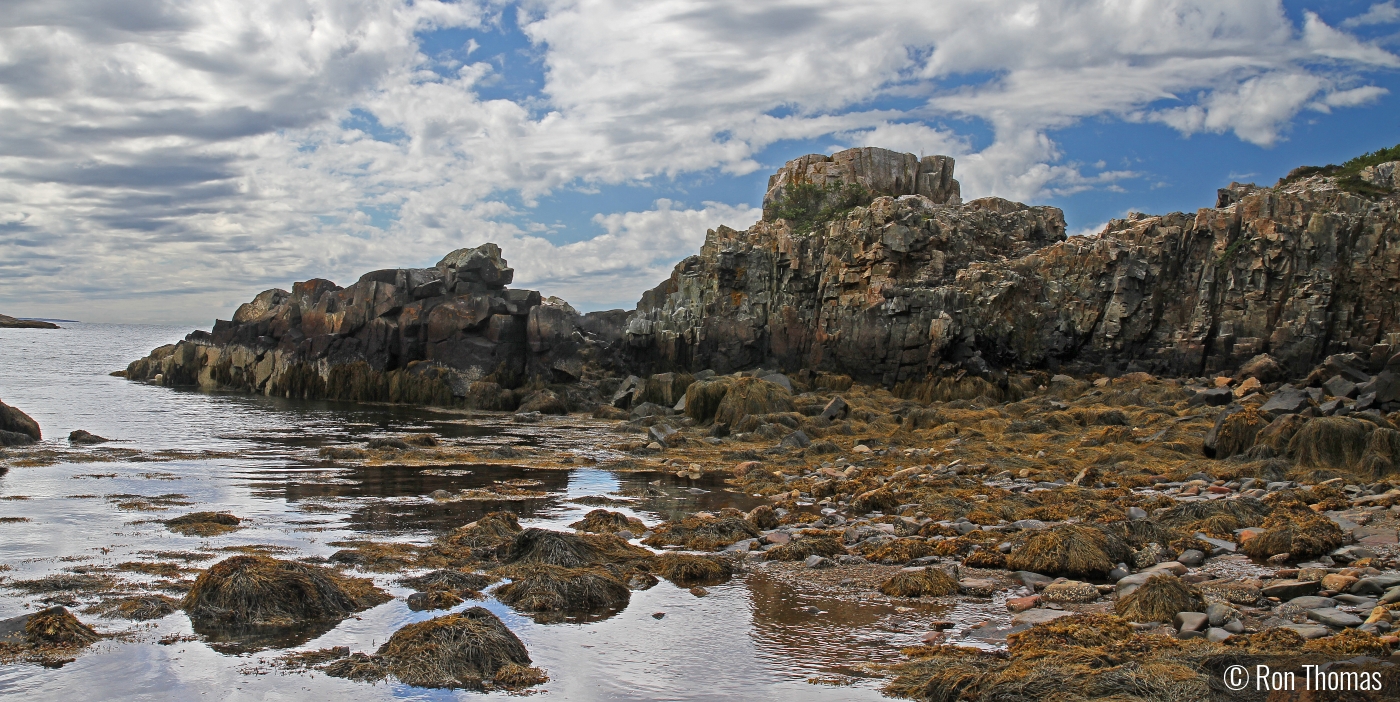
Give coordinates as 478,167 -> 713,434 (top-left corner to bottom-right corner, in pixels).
164,512 -> 241,537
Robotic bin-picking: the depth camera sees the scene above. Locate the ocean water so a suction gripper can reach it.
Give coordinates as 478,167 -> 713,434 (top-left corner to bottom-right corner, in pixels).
0,323 -> 939,701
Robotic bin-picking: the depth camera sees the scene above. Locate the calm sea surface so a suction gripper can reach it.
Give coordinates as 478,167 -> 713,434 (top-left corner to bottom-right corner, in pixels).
0,323 -> 934,701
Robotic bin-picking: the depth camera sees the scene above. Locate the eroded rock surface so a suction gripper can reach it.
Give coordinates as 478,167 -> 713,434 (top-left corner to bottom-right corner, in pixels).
125,244 -> 626,408
123,148 -> 1400,408
624,151 -> 1400,385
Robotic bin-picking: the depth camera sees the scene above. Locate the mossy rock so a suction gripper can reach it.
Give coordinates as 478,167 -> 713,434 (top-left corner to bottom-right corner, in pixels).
1114,574 -> 1202,623
1289,417 -> 1373,471
181,555 -> 389,627
1006,524 -> 1131,579
879,567 -> 958,597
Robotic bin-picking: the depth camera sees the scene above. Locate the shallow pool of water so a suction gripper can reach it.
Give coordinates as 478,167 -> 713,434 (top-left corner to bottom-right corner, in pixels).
0,324 -> 931,700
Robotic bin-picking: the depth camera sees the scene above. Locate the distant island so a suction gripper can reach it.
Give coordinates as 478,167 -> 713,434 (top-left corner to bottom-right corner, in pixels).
0,314 -> 60,329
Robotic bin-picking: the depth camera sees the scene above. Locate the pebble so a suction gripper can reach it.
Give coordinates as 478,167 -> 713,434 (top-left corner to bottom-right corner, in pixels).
1177,550 -> 1205,567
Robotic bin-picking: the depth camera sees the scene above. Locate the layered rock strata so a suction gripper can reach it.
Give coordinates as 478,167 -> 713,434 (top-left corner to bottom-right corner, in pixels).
623,148 -> 1400,385
125,244 -> 626,408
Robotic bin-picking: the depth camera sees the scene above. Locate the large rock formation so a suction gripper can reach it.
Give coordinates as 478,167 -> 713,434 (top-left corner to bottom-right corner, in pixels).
125,145 -> 1400,409
623,147 -> 1400,385
125,244 -> 626,408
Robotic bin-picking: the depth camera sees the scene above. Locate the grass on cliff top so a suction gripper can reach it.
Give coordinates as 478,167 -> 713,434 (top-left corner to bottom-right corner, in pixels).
1279,141 -> 1399,196
772,182 -> 871,234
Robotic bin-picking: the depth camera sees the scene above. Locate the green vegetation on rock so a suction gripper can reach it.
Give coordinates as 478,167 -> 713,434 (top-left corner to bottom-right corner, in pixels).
770,181 -> 871,234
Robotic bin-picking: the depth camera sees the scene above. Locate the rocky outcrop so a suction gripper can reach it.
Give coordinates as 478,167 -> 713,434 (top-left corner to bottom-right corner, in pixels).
0,400 -> 41,446
0,314 -> 58,329
125,244 -> 626,408
622,149 -> 1400,385
761,147 -> 961,221
126,147 -> 1400,409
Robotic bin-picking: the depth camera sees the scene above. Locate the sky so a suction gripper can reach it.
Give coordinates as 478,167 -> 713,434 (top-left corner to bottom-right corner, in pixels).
1,0 -> 1398,324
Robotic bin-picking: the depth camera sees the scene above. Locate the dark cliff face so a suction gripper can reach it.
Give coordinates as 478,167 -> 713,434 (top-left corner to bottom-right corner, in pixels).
621,149 -> 1400,385
126,244 -> 625,406
621,192 -> 1067,384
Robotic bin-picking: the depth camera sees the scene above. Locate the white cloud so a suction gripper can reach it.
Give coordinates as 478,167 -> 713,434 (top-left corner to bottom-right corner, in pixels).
0,0 -> 1396,322
1344,2 -> 1400,28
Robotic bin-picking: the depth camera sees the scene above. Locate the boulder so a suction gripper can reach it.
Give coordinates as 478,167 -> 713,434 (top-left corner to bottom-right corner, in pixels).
1324,375 -> 1360,399
1288,596 -> 1338,609
0,400 -> 40,443
1190,388 -> 1234,407
1358,371 -> 1400,405
1254,413 -> 1308,453
1204,406 -> 1266,459
1173,611 -> 1209,633
516,389 -> 568,415
820,396 -> 849,421
1276,623 -> 1332,640
1261,387 -> 1312,415
1236,353 -> 1285,383
1351,575 -> 1400,596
